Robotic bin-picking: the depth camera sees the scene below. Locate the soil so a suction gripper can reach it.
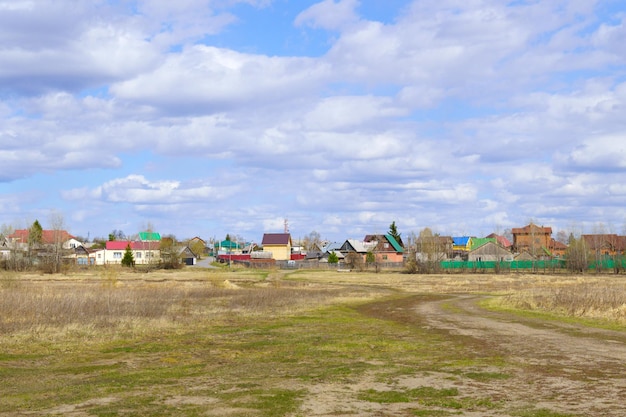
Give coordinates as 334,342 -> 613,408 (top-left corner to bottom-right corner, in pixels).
298,294 -> 626,416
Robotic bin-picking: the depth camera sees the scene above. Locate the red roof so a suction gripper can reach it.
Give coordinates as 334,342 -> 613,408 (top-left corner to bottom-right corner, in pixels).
105,241 -> 159,250
8,229 -> 75,244
261,233 -> 291,245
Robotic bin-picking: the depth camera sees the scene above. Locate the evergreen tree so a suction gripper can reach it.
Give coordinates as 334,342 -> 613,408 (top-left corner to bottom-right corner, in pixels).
121,243 -> 135,268
388,221 -> 402,246
328,251 -> 339,264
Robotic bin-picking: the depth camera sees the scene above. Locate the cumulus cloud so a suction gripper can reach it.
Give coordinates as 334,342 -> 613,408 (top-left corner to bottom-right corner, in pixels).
2,0 -> 626,239
70,175 -> 240,205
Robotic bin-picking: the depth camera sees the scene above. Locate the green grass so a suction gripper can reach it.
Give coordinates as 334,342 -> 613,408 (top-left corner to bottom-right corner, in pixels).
358,387 -> 459,404
2,274 -> 611,416
510,407 -> 581,417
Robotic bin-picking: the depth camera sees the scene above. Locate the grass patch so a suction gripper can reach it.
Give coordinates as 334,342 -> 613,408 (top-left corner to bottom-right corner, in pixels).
358,387 -> 459,404
511,407 -> 581,417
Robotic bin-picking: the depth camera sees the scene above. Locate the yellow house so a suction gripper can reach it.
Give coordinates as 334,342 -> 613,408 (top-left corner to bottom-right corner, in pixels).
261,233 -> 292,261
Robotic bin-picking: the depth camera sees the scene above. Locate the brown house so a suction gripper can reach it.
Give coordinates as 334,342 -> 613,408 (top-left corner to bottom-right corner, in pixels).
582,234 -> 626,257
512,223 -> 553,256
363,234 -> 404,263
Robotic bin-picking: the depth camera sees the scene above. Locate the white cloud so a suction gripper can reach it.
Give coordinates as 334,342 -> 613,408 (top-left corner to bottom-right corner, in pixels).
295,0 -> 360,30
565,135 -> 626,170
110,45 -> 330,112
2,0 -> 626,240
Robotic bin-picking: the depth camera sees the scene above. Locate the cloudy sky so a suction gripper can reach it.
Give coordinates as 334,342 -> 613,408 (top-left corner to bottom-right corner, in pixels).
1,0 -> 626,243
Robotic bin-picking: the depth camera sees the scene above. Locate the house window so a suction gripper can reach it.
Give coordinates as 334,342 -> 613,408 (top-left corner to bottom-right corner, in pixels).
382,255 -> 388,260
113,252 -> 122,259
384,243 -> 389,249
136,252 -> 142,259
97,253 -> 101,259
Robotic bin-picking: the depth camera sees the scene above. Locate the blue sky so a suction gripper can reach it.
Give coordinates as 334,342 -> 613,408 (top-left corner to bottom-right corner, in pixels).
1,0 -> 626,243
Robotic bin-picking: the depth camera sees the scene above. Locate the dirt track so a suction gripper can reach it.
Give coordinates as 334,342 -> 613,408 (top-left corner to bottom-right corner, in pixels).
413,295 -> 626,416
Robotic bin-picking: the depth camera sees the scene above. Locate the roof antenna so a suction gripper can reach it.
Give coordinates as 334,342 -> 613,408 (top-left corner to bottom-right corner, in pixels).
284,218 -> 289,234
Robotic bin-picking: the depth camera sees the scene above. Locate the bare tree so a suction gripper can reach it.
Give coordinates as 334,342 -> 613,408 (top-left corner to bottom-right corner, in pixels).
415,227 -> 444,274
47,211 -> 67,273
302,231 -> 322,252
566,234 -> 588,273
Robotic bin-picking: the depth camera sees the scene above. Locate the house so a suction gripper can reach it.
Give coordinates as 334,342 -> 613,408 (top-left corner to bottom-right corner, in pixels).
215,239 -> 242,255
485,233 -> 512,249
261,233 -> 292,261
468,241 -> 514,262
139,231 -> 161,242
363,234 -> 404,263
512,223 -> 553,256
178,246 -> 198,266
339,239 -> 375,256
414,235 -> 453,262
71,245 -> 96,266
452,236 -> 472,252
96,241 -> 161,265
470,237 -> 496,251
548,239 -> 568,258
7,229 -> 79,251
582,234 -> 626,257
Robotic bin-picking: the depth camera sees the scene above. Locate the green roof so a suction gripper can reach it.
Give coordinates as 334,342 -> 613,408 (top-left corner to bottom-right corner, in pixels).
139,232 -> 161,241
470,237 -> 496,250
215,240 -> 241,249
385,234 -> 404,253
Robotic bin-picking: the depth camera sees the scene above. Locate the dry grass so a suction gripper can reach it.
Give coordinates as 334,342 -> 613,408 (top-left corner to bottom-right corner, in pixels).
0,267 -> 363,341
500,278 -> 626,323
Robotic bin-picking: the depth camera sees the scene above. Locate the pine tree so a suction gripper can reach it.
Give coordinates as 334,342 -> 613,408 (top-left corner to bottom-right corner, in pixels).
121,243 -> 135,268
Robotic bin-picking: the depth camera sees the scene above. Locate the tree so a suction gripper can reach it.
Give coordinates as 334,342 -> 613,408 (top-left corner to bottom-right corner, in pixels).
160,235 -> 182,269
302,231 -> 322,251
566,234 -> 588,273
327,251 -> 339,264
47,211 -> 66,273
366,250 -> 379,272
121,243 -> 135,268
109,229 -> 125,241
345,252 -> 364,271
28,219 -> 43,262
188,239 -> 206,260
389,221 -> 402,246
415,227 -> 443,274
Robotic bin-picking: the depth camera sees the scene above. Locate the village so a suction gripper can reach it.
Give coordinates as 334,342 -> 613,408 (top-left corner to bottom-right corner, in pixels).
2,220 -> 624,273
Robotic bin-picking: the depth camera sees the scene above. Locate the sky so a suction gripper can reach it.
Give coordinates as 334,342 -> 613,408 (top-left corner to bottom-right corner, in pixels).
1,0 -> 626,243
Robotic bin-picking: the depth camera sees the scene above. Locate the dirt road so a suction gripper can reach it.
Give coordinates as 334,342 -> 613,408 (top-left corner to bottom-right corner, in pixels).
299,294 -> 626,417
414,295 -> 626,416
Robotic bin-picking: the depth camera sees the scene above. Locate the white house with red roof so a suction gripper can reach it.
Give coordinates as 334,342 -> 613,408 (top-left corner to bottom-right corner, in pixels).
93,241 -> 161,265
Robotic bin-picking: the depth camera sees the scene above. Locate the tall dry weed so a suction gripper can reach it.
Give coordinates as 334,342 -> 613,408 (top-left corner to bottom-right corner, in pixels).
501,280 -> 626,322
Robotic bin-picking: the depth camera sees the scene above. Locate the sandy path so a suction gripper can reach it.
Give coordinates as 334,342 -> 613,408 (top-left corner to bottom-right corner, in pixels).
414,295 -> 626,416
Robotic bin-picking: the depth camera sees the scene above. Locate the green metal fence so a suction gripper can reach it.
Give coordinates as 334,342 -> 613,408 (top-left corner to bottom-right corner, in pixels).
440,259 -> 566,271
440,258 -> 626,272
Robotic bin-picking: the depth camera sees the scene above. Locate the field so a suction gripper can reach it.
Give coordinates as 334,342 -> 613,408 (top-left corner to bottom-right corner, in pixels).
1,267 -> 626,416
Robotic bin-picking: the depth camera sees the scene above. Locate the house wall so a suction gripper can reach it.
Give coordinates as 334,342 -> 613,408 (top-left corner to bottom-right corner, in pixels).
94,248 -> 161,265
375,252 -> 404,263
264,244 -> 291,261
513,225 -> 552,254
